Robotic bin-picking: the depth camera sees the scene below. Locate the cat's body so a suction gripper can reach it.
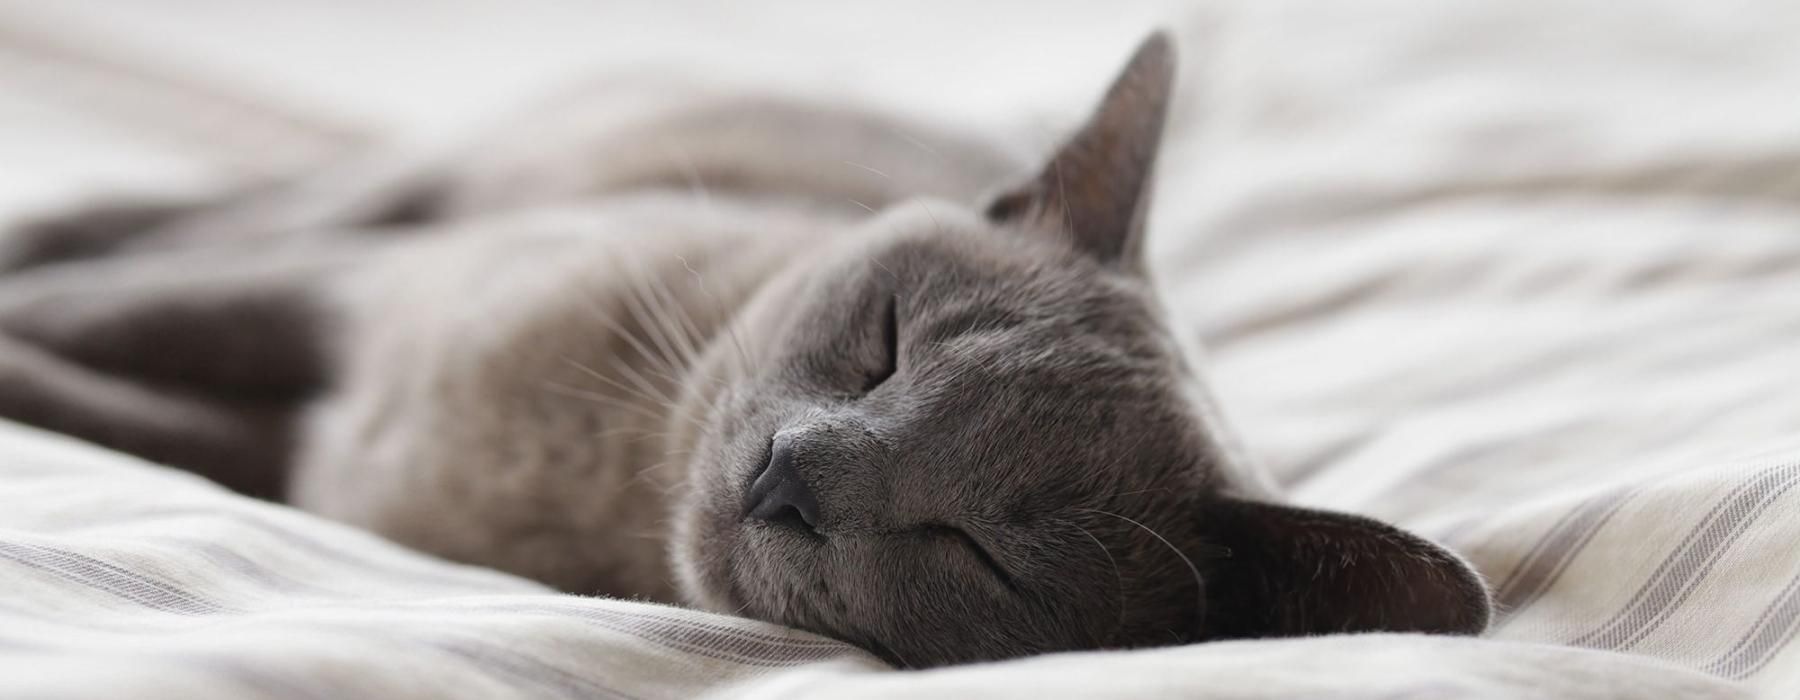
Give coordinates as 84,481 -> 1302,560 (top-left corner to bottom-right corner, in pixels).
5,82 -> 1022,597
0,35 -> 1491,667
300,200 -> 792,600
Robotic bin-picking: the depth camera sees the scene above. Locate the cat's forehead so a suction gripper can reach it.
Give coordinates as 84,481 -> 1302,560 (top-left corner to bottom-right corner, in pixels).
856,208 -> 1143,312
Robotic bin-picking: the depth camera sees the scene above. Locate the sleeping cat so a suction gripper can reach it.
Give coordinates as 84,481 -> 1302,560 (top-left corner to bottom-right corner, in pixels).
0,34 -> 1490,667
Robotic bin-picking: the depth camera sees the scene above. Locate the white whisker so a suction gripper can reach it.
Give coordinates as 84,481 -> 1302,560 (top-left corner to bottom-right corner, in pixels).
617,252 -> 692,381
541,381 -> 668,424
560,357 -> 676,416
895,132 -> 942,161
1068,520 -> 1127,643
676,254 -> 756,375
582,291 -> 680,382
1076,507 -> 1205,632
640,266 -> 707,372
842,160 -> 890,179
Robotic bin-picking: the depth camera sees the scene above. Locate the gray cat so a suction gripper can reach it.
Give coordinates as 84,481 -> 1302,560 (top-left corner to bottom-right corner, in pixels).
0,34 -> 1489,667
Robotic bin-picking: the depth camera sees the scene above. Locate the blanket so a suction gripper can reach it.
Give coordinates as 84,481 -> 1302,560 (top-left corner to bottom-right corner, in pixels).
2,0 -> 1796,696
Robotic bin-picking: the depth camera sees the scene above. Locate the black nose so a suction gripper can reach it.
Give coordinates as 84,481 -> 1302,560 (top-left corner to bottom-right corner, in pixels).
743,437 -> 821,532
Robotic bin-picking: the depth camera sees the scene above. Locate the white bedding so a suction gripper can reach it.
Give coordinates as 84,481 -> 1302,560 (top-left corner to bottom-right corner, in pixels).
2,0 -> 1798,697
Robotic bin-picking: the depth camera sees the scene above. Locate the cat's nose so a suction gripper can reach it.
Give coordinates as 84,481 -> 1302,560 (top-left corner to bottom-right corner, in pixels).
743,436 -> 821,532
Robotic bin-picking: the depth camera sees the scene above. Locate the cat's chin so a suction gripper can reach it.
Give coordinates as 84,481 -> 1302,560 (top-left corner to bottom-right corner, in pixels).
720,522 -> 826,613
674,502 -> 856,636
669,489 -> 812,624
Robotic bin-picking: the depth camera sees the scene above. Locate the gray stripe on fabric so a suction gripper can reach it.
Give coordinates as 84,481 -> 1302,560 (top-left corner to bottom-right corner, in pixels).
0,540 -> 230,614
500,602 -> 865,667
429,639 -> 640,700
1701,570 -> 1800,679
82,506 -> 526,593
190,657 -> 342,700
1,534 -> 864,669
1568,462 -> 1800,650
0,571 -> 859,670
1491,486 -> 1639,626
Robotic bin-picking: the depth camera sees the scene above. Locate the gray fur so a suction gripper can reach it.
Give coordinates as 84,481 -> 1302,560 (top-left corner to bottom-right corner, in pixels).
0,34 -> 1489,667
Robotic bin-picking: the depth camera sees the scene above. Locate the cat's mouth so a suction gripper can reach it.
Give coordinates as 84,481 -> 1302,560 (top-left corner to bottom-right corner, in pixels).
723,534 -> 908,666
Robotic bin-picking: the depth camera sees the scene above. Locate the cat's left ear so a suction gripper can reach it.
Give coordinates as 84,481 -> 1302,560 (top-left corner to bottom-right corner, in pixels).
1196,498 -> 1493,640
984,32 -> 1175,270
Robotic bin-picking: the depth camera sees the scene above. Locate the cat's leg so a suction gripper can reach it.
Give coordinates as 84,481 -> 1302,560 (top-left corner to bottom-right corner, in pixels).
0,250 -> 341,396
0,197 -> 210,273
0,334 -> 292,497
0,248 -> 354,496
1,152 -> 445,273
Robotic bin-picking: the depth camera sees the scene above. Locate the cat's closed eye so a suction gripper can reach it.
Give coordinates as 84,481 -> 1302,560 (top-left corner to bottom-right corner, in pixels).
861,294 -> 900,393
920,523 -> 1017,593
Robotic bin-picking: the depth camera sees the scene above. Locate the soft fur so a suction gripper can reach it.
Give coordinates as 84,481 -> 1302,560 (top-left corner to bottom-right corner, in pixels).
0,34 -> 1489,667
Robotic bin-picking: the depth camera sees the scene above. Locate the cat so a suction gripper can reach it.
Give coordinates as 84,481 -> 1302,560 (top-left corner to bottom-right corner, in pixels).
0,33 -> 1490,667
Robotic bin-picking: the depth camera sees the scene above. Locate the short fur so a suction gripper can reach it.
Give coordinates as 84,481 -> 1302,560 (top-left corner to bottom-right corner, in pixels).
0,34 -> 1489,667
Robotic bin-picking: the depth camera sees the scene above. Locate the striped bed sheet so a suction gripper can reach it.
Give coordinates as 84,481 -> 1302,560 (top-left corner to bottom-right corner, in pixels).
3,0 -> 1799,697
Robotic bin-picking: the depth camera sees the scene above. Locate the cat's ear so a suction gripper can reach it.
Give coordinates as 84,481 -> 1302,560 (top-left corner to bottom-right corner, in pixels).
1198,498 -> 1492,639
984,32 -> 1175,269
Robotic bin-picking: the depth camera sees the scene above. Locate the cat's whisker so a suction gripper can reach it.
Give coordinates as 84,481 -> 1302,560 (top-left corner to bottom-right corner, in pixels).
594,426 -> 654,442
609,353 -> 683,413
842,160 -> 890,179
1066,520 -> 1127,644
561,358 -> 700,431
676,253 -> 758,375
648,265 -> 710,373
642,274 -> 734,395
921,200 -> 946,233
617,253 -> 696,382
563,356 -> 664,408
620,458 -> 679,493
640,266 -> 708,373
581,290 -> 684,385
541,381 -> 670,425
594,424 -> 680,446
845,198 -> 877,214
870,258 -> 899,285
893,131 -> 943,162
575,306 -> 714,427
1075,507 -> 1205,632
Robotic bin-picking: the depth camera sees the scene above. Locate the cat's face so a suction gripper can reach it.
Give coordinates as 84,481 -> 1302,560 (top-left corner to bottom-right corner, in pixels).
670,34 -> 1490,667
675,204 -> 1220,666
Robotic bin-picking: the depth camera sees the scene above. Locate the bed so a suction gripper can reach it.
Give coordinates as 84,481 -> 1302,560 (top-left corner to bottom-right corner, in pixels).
2,0 -> 1796,697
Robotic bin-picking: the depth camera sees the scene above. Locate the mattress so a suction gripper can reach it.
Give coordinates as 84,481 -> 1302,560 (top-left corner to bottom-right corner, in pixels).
2,0 -> 1797,697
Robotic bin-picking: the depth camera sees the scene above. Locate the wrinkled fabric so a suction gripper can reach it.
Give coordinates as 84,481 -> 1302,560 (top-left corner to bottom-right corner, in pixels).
2,0 -> 1797,696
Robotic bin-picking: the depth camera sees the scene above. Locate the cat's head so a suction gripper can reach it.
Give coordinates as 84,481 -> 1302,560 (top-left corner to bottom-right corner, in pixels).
669,33 -> 1490,667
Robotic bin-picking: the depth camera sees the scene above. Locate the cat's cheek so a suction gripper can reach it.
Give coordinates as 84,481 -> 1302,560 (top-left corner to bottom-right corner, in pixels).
667,490 -> 741,613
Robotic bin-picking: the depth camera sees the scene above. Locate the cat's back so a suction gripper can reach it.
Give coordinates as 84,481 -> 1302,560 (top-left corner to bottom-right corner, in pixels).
427,78 -> 1026,218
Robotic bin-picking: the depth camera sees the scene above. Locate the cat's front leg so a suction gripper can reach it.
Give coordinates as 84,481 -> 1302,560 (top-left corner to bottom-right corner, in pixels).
0,332 -> 293,497
1,150 -> 450,274
0,197 -> 209,273
0,247 -> 357,496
